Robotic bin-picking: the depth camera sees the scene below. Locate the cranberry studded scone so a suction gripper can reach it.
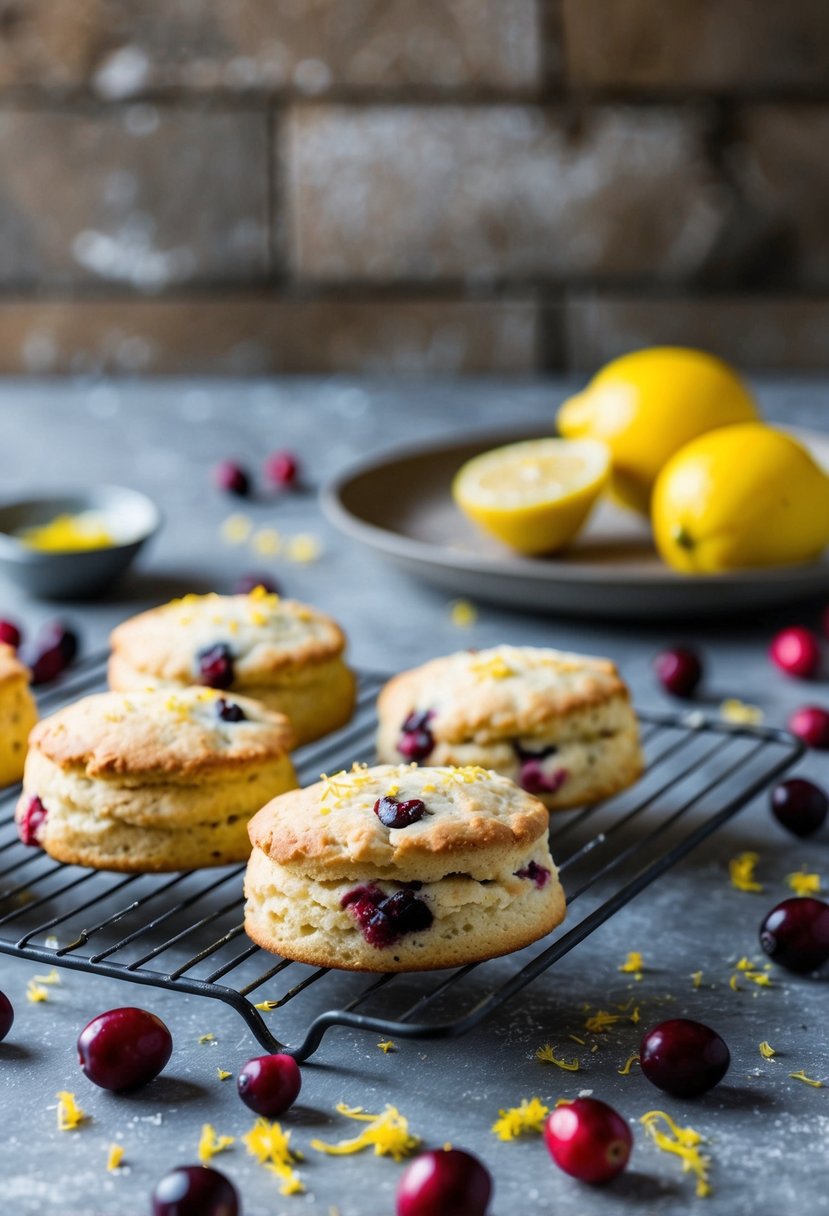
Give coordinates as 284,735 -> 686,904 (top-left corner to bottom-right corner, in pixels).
244,762 -> 566,972
0,643 -> 38,786
15,688 -> 297,871
376,645 -> 643,811
108,588 -> 356,746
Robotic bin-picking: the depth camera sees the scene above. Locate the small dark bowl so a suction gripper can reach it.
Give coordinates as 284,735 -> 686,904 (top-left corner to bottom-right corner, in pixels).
0,486 -> 162,599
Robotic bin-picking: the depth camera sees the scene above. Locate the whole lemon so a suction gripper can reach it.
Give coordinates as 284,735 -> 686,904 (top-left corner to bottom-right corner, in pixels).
652,423 -> 829,574
557,347 -> 758,514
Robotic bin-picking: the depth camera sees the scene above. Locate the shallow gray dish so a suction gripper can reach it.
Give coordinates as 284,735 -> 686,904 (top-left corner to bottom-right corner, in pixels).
0,486 -> 162,600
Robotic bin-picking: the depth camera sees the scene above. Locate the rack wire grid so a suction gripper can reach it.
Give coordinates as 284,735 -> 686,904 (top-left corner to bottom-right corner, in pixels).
0,654 -> 803,1061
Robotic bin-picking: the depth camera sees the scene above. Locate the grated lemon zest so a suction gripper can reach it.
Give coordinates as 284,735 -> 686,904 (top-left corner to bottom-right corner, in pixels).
217,1068 -> 232,1081
789,1071 -> 823,1087
618,1054 -> 641,1076
220,514 -> 253,544
243,1117 -> 305,1195
439,765 -> 494,787
311,1104 -> 419,1162
198,1033 -> 217,1044
691,970 -> 704,988
449,599 -> 477,629
255,1001 -> 279,1011
618,951 -> 644,980
377,1040 -> 397,1054
469,654 -> 514,680
535,1044 -> 579,1071
27,979 -> 49,1003
56,1091 -> 87,1132
787,871 -> 821,897
729,852 -> 763,893
630,1005 -> 641,1025
33,968 -> 60,985
641,1110 -> 711,1198
568,1034 -> 586,1045
491,1097 -> 550,1141
287,533 -> 322,564
106,1143 -> 124,1172
252,528 -> 281,557
733,958 -> 773,988
198,1122 -> 235,1165
320,763 -> 373,811
584,1009 -> 624,1033
729,974 -> 741,992
759,1042 -> 777,1059
249,585 -> 279,604
720,698 -> 764,725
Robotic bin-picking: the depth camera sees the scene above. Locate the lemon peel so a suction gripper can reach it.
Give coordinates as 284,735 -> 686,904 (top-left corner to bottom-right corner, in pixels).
106,1143 -> 125,1172
27,979 -> 49,1003
618,951 -> 644,979
535,1044 -> 579,1071
491,1097 -> 550,1141
729,852 -> 763,893
759,1042 -> 777,1059
56,1091 -> 87,1132
789,1071 -> 823,1088
449,599 -> 478,629
618,1054 -> 641,1076
377,1040 -> 397,1054
217,1068 -> 233,1081
641,1110 -> 711,1197
198,1123 -> 235,1165
311,1104 -> 419,1162
243,1118 -> 304,1194
787,871 -> 821,897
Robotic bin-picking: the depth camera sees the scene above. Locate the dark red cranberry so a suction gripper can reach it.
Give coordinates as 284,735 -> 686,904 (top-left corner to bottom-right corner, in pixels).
214,460 -> 250,497
770,627 -> 822,678
236,1053 -> 301,1117
0,619 -> 21,649
788,706 -> 829,749
197,643 -> 234,690
374,796 -> 427,829
544,1097 -> 632,1184
519,761 -> 568,797
397,1148 -> 492,1216
514,861 -> 551,889
77,1007 -> 173,1091
233,573 -> 279,596
38,620 -> 78,664
152,1165 -> 239,1216
265,451 -> 300,489
760,897 -> 829,973
397,710 -> 434,762
770,778 -> 828,837
216,698 -> 246,723
342,884 -> 433,948
639,1018 -> 730,1097
0,990 -> 14,1042
22,644 -> 66,685
18,795 -> 48,846
653,646 -> 703,698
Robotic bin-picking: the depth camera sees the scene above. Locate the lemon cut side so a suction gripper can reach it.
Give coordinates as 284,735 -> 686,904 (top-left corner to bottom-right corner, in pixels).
452,438 -> 611,555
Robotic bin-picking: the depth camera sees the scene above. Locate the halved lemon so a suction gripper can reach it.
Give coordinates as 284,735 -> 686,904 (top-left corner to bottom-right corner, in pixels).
452,437 -> 611,555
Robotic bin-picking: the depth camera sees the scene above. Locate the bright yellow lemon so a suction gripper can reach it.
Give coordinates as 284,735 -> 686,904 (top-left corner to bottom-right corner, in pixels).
652,423 -> 829,574
557,347 -> 758,515
452,438 -> 610,555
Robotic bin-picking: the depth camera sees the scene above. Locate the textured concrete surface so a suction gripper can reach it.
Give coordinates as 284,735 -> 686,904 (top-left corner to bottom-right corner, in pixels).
0,376 -> 827,1216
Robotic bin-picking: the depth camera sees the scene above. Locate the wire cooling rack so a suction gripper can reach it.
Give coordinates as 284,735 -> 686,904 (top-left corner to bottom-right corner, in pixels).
0,654 -> 804,1061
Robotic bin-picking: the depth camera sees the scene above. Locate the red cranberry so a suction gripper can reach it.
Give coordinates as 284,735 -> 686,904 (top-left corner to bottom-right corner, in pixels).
789,706 -> 829,749
397,1148 -> 492,1216
639,1018 -> 730,1097
233,573 -> 279,596
514,861 -> 551,888
197,643 -> 235,690
760,897 -> 829,973
0,990 -> 14,1042
18,795 -> 48,846
236,1053 -> 301,1117
214,460 -> 251,497
397,710 -> 434,762
265,451 -> 300,489
216,698 -> 246,723
771,778 -> 828,837
152,1165 -> 239,1216
770,627 -> 822,678
342,884 -> 433,948
78,1007 -> 173,1091
38,620 -> 78,664
0,619 -> 21,649
374,795 -> 427,829
653,647 -> 703,698
519,761 -> 568,796
544,1097 -> 632,1184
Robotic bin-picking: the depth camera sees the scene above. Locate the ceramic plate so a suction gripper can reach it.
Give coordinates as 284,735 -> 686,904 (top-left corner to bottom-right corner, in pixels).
322,426 -> 829,619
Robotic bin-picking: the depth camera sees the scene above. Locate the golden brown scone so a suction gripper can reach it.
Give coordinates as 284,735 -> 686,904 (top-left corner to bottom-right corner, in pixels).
376,645 -> 644,811
244,763 -> 566,972
108,588 -> 356,746
0,644 -> 38,787
16,688 -> 297,871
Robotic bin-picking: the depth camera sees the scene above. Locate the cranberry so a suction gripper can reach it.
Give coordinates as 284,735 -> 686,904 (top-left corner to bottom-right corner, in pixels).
342,884 -> 433,948
0,990 -> 14,1042
544,1097 -> 632,1185
214,460 -> 250,497
0,619 -> 21,649
18,795 -> 48,846
519,761 -> 568,796
216,698 -> 246,723
77,1007 -> 172,1091
265,451 -> 300,489
514,861 -> 551,888
237,1053 -> 301,1117
770,778 -> 828,837
374,796 -> 427,829
397,1148 -> 492,1216
152,1165 -> 239,1216
640,1018 -> 730,1097
653,647 -> 703,698
197,643 -> 234,690
788,706 -> 829,749
233,573 -> 279,596
760,897 -> 829,973
770,626 -> 822,678
38,620 -> 78,664
397,710 -> 434,762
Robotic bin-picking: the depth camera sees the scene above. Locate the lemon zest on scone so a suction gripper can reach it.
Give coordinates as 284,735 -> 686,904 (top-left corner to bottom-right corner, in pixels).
311,1104 -> 419,1161
469,653 -> 514,680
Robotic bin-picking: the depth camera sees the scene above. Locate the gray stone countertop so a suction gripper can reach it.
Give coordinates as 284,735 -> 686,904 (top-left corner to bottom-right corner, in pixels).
0,376 -> 828,1216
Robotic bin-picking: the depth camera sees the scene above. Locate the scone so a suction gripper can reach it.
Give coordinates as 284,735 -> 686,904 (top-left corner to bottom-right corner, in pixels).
108,588 -> 356,746
15,687 -> 297,872
244,762 -> 565,972
376,645 -> 643,810
0,643 -> 38,786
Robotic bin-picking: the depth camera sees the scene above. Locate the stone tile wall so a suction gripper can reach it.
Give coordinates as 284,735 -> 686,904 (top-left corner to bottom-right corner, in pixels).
0,1 -> 827,374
